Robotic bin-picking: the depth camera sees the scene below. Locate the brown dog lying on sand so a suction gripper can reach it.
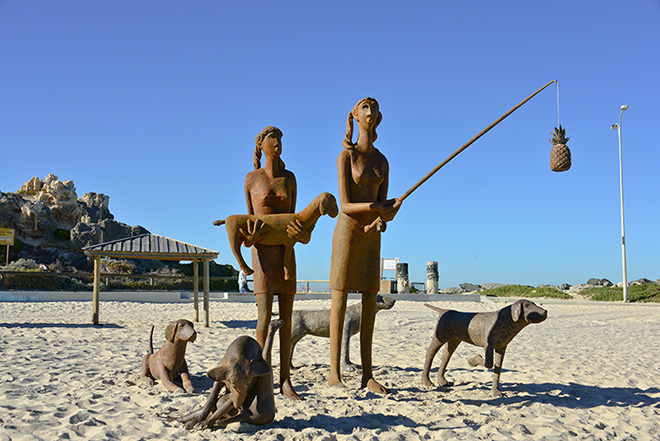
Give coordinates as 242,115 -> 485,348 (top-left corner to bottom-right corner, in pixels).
421,299 -> 547,397
213,192 -> 338,280
141,319 -> 197,393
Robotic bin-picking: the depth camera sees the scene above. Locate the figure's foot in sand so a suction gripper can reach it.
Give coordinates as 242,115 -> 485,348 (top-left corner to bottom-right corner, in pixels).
363,377 -> 390,394
281,379 -> 304,400
328,376 -> 347,389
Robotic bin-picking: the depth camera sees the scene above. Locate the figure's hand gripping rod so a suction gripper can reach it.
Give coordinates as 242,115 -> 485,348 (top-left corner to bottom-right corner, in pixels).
365,80 -> 558,233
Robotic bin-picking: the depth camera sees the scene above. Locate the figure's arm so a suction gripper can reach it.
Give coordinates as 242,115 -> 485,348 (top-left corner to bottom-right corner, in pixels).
245,177 -> 255,216
285,171 -> 312,242
373,157 -> 400,222
336,151 -> 376,215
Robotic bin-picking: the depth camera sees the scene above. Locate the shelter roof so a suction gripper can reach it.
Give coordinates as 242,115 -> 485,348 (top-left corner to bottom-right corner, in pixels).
82,233 -> 218,261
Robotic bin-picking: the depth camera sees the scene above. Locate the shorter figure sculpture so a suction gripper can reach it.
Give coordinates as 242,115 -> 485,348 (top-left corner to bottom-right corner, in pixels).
141,319 -> 197,393
214,192 -> 338,280
290,296 -> 395,371
179,319 -> 283,429
421,299 -> 547,397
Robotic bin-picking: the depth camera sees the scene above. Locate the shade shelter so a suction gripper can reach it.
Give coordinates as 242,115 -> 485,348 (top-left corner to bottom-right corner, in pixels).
83,234 -> 219,327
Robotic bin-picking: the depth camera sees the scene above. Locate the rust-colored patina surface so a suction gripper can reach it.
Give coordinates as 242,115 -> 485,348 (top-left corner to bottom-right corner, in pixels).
328,98 -> 400,394
241,126 -> 304,400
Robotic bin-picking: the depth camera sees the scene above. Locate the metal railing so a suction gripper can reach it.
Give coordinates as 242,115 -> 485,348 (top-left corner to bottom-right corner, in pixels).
0,270 -> 238,291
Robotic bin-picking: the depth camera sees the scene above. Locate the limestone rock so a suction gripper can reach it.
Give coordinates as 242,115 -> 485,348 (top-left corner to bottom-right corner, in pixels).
70,222 -> 104,248
80,192 -> 113,223
459,282 -> 481,292
586,278 -> 613,287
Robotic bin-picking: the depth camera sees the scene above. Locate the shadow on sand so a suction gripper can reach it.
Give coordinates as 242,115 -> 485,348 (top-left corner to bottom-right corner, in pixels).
0,322 -> 123,329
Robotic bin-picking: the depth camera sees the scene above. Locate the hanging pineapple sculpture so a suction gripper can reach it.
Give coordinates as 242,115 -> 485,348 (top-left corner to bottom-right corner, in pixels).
549,125 -> 571,172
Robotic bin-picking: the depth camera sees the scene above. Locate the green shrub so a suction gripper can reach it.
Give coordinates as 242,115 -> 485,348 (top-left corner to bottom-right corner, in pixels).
580,284 -> 660,302
481,284 -> 572,299
53,229 -> 70,241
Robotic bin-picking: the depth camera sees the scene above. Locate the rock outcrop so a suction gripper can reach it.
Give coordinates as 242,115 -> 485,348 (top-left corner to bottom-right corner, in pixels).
1,175 -> 149,271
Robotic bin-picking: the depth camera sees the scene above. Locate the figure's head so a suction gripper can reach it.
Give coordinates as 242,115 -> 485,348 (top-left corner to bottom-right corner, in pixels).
344,97 -> 382,149
254,126 -> 285,170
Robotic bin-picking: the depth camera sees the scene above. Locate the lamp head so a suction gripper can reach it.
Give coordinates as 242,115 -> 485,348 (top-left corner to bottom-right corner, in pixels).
611,124 -> 618,130
620,105 -> 628,111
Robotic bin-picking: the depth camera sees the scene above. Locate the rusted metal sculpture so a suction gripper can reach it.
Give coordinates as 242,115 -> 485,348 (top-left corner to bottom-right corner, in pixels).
214,192 -> 338,280
179,319 -> 283,429
363,80 -> 566,233
328,98 -> 400,394
421,299 -> 547,397
290,295 -> 396,371
140,319 -> 197,393
237,126 -> 304,400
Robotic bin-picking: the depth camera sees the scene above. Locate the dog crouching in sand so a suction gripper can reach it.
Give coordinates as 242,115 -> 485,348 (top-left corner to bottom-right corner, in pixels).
141,319 -> 197,393
421,299 -> 547,397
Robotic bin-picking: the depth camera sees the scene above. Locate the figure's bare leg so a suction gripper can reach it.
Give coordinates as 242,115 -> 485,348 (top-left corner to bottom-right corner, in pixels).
360,291 -> 389,394
278,292 -> 303,400
255,293 -> 273,348
329,289 -> 348,388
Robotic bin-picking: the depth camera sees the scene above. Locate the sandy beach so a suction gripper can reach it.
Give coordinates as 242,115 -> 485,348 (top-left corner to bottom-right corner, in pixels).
1,297 -> 659,440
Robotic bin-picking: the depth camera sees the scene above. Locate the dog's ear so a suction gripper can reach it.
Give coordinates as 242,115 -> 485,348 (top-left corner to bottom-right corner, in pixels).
164,322 -> 176,342
511,301 -> 523,322
207,366 -> 228,382
249,359 -> 271,377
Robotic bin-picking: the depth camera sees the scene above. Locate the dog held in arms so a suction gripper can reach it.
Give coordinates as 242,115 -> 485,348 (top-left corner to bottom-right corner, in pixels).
213,192 -> 338,280
289,295 -> 396,371
421,299 -> 547,397
178,319 -> 284,429
141,319 -> 197,393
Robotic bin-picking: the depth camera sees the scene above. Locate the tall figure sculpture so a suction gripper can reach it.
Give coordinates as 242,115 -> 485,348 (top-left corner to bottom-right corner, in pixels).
329,98 -> 400,394
244,126 -> 307,400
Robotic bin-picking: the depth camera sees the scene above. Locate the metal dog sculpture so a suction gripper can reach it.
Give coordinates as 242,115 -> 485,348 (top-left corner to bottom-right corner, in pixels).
289,295 -> 396,371
213,192 -> 338,280
421,299 -> 547,397
179,319 -> 283,429
141,319 -> 197,393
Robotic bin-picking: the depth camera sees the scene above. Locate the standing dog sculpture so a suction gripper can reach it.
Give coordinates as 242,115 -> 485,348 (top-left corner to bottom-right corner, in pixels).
141,319 -> 197,393
421,299 -> 547,397
179,319 -> 283,429
213,192 -> 338,280
289,295 -> 396,371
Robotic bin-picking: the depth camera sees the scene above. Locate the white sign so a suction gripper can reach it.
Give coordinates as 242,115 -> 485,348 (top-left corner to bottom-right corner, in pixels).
382,258 -> 399,270
0,228 -> 14,246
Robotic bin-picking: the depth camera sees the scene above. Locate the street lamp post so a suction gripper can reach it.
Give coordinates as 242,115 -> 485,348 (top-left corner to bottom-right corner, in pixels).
611,104 -> 629,302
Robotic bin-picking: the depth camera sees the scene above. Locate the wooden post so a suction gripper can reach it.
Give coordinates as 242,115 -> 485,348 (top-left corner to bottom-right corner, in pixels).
193,260 -> 199,322
203,258 -> 210,327
92,256 -> 101,325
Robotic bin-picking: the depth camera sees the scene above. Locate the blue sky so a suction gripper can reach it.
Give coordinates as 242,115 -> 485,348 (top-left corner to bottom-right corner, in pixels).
2,1 -> 658,288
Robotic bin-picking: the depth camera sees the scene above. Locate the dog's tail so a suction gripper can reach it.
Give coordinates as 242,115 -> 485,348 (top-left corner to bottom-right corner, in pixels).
212,219 -> 226,226
148,325 -> 155,354
424,303 -> 447,314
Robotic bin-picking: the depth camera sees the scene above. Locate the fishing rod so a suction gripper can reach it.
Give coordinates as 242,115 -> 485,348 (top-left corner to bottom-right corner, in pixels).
366,80 -> 559,233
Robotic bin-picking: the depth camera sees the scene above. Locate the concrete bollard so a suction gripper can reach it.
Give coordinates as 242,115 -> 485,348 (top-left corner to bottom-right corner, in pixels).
396,263 -> 410,294
426,261 -> 438,294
